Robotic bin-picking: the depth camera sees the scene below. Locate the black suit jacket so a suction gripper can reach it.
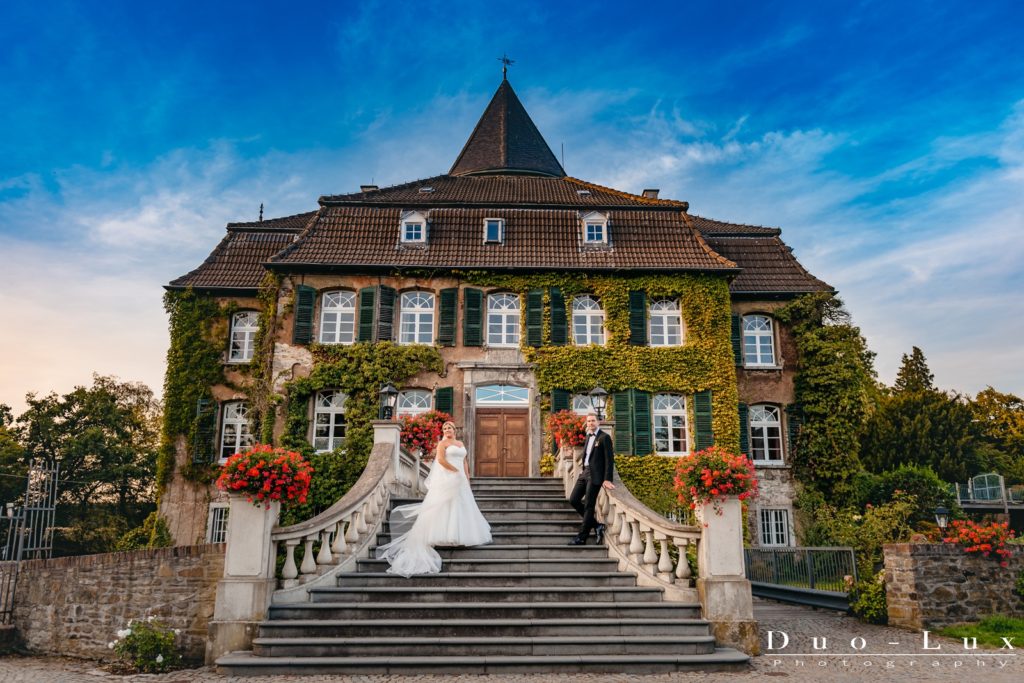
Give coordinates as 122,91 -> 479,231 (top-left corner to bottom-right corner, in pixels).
582,430 -> 615,486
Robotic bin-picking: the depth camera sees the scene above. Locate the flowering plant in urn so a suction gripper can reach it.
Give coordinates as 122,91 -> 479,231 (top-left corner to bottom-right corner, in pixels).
216,444 -> 313,508
400,410 -> 453,456
673,446 -> 759,514
545,410 -> 586,450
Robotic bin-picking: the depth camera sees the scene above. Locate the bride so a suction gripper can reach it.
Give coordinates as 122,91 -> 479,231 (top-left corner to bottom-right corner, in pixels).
376,421 -> 492,576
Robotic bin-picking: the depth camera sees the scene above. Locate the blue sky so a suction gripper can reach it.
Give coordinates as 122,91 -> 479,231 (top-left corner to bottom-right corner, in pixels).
2,0 -> 1023,414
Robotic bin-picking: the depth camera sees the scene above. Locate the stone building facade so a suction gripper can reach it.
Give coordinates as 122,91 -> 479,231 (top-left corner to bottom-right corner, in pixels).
160,76 -> 831,548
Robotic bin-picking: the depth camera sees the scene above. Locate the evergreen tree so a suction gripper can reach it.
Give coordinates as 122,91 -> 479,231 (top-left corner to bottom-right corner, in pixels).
893,346 -> 934,393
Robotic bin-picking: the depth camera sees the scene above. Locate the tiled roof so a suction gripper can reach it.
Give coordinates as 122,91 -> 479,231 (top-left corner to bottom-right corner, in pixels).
226,211 -> 317,230
688,214 -> 780,236
702,235 -> 832,294
322,175 -> 687,208
450,79 -> 565,177
167,225 -> 303,291
270,206 -> 737,272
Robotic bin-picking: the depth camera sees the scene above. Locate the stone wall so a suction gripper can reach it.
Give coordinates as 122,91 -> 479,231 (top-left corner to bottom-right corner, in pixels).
884,543 -> 1024,629
12,544 -> 224,662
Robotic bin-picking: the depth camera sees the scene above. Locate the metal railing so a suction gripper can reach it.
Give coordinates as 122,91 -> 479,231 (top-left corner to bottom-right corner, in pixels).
745,546 -> 856,611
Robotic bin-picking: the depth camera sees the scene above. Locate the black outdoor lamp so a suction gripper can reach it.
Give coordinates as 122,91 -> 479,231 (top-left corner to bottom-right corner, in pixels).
933,506 -> 949,532
379,383 -> 399,420
589,385 -> 608,422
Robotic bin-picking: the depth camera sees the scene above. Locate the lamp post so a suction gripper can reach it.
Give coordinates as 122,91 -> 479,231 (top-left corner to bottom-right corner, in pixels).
933,506 -> 949,533
379,383 -> 399,420
588,385 -> 608,422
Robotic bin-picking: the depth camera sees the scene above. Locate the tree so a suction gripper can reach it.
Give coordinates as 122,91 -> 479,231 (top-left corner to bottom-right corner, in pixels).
776,293 -> 877,500
15,375 -> 161,514
972,387 -> 1024,483
0,403 -> 27,506
893,346 -> 935,393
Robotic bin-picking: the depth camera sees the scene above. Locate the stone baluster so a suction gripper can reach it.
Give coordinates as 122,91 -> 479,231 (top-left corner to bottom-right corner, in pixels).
674,538 -> 693,585
356,502 -> 370,534
617,512 -> 632,546
642,527 -> 658,575
628,520 -> 644,563
317,529 -> 333,565
281,539 -> 300,580
300,536 -> 316,575
331,520 -> 347,555
345,511 -> 361,543
608,504 -> 622,536
656,536 -> 673,581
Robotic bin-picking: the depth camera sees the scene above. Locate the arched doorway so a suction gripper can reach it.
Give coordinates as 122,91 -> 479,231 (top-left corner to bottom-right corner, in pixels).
474,384 -> 529,477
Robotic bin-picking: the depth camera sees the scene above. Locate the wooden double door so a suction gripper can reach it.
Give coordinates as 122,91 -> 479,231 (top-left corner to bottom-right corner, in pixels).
474,408 -> 529,477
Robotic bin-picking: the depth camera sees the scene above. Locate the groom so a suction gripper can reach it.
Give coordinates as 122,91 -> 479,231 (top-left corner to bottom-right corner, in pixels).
568,413 -> 615,545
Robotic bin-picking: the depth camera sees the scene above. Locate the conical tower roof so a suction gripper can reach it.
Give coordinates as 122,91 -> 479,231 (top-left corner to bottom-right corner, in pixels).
450,78 -> 565,177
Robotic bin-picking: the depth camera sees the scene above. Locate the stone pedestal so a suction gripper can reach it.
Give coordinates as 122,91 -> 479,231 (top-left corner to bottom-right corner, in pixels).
696,497 -> 758,655
206,496 -> 280,664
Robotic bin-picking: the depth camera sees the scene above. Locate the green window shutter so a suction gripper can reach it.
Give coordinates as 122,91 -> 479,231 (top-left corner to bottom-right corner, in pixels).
292,285 -> 316,345
694,390 -> 715,451
357,287 -> 376,342
785,404 -> 802,461
376,285 -> 396,342
526,289 -> 544,347
549,287 -> 567,346
463,288 -> 483,346
731,314 -> 743,366
628,290 -> 647,346
738,402 -> 750,456
551,389 -> 571,413
434,387 -> 454,416
438,288 -> 458,346
632,390 -> 652,455
193,398 -> 219,463
613,391 -> 634,455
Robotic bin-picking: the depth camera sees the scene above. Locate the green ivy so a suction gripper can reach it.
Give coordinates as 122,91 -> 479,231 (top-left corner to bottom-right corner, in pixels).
616,455 -> 686,517
250,272 -> 283,443
157,289 -> 233,493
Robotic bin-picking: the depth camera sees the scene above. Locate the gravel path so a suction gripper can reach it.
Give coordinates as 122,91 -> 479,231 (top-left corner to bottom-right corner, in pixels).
1,599 -> 1019,682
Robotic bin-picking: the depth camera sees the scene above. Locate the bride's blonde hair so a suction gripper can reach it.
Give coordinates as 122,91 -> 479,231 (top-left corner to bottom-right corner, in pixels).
442,421 -> 457,431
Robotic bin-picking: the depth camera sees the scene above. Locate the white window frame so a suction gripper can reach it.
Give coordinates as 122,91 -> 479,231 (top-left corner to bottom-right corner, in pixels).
399,291 -> 435,345
487,292 -> 520,347
475,384 -> 529,407
399,210 -> 429,244
571,394 -> 592,416
759,508 -> 792,547
483,218 -> 504,244
653,394 -> 688,456
228,311 -> 259,363
220,401 -> 254,462
319,291 -> 357,345
749,404 -> 784,464
572,295 -> 606,345
649,299 -> 683,347
743,314 -> 777,366
313,390 -> 347,452
397,389 -> 432,417
580,211 -> 609,245
206,503 -> 229,544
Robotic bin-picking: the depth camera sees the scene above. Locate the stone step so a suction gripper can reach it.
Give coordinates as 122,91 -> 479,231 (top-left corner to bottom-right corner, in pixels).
477,510 -> 582,522
366,544 -> 609,560
308,585 -> 663,603
375,531 -> 579,546
470,483 -> 566,492
383,520 -> 580,533
394,496 -> 573,510
251,634 -> 717,657
335,571 -> 637,588
217,649 -> 751,675
268,601 -> 702,621
355,557 -> 620,573
256,617 -> 714,639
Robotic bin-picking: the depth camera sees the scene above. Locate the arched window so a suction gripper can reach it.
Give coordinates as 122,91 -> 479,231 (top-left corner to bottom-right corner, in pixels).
653,394 -> 688,455
313,390 -> 347,452
743,314 -> 776,366
475,385 -> 529,406
228,311 -> 259,363
487,293 -> 520,347
397,389 -> 432,417
572,295 -> 605,345
319,291 -> 356,344
220,401 -> 254,461
649,299 -> 683,347
749,404 -> 783,463
399,292 -> 435,344
572,394 -> 592,416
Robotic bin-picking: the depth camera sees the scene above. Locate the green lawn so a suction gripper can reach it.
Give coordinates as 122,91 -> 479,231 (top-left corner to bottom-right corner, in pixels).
937,615 -> 1024,648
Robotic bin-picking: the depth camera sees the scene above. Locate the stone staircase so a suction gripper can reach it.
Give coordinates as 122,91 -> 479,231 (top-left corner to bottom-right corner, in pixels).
217,477 -> 750,675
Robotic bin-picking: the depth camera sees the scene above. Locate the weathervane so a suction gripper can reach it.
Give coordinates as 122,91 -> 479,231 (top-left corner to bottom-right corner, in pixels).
498,53 -> 514,79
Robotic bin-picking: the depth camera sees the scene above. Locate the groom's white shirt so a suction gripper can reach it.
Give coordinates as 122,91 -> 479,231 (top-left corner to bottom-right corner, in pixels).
584,429 -> 599,467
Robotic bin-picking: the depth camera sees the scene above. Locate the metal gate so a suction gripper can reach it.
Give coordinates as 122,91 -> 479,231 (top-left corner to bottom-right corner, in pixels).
744,546 -> 857,611
1,458 -> 60,624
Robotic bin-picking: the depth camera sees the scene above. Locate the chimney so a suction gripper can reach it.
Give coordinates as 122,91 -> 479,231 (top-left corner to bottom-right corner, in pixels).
642,188 -> 660,199
360,184 -> 379,193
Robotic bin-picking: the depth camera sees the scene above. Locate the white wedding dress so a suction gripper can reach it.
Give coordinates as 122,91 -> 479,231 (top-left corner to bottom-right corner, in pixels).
376,445 -> 492,577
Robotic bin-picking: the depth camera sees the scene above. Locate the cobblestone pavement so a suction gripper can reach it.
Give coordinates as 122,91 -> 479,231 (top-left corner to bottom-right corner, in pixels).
1,599 -> 1020,682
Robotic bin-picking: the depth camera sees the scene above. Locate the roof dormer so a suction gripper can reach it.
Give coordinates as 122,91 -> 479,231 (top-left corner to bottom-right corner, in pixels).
580,211 -> 609,246
399,210 -> 429,244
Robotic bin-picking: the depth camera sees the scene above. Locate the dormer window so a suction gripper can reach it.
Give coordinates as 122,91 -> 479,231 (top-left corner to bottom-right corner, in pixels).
484,218 -> 504,243
399,210 -> 429,244
580,211 -> 609,245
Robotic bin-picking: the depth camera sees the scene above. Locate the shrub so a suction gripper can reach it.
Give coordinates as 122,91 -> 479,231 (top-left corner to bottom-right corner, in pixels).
539,453 -> 556,476
109,617 -> 181,673
399,410 -> 453,456
850,570 -> 888,624
673,446 -> 758,513
943,519 -> 1015,567
545,410 -> 586,451
115,511 -> 173,551
854,464 -> 958,526
216,444 -> 313,508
